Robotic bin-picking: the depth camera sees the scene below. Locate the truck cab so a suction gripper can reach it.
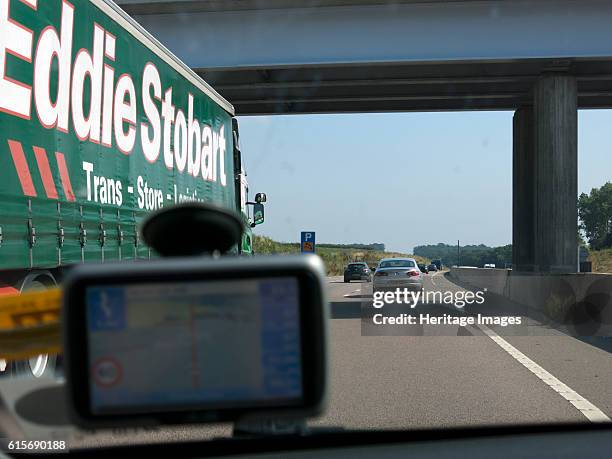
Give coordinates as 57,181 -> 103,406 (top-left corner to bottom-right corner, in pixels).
233,119 -> 266,255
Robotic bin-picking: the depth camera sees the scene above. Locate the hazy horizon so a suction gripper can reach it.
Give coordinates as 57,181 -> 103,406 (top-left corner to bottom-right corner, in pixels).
237,110 -> 612,253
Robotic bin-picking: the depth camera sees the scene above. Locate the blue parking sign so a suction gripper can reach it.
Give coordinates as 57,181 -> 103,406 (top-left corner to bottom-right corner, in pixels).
301,232 -> 316,253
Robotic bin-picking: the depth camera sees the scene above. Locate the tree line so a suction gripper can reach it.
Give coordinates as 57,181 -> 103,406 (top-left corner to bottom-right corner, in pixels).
317,243 -> 385,251
579,182 -> 612,250
413,243 -> 512,268
411,180 -> 612,267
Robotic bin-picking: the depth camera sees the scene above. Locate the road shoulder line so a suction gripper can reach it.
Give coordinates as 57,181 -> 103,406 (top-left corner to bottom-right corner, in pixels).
478,324 -> 611,423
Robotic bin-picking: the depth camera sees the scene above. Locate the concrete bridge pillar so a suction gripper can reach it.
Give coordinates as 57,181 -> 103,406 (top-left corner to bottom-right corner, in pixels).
513,74 -> 578,273
512,106 -> 536,271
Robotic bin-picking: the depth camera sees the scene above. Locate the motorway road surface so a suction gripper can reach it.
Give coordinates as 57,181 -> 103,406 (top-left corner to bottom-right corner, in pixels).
317,272 -> 612,428
1,272 -> 611,448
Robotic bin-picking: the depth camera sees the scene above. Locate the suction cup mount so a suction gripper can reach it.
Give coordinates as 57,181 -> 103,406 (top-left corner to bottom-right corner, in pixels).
141,202 -> 244,257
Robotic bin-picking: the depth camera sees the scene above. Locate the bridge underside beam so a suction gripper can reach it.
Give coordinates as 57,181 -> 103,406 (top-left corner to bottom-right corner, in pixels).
122,0 -> 612,114
197,60 -> 612,114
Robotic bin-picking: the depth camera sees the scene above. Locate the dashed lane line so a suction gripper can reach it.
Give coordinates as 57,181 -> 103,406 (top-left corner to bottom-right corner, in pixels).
344,289 -> 362,298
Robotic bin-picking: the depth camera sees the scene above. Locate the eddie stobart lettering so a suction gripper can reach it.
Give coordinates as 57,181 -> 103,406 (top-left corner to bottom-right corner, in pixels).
0,0 -> 228,194
0,0 -> 240,270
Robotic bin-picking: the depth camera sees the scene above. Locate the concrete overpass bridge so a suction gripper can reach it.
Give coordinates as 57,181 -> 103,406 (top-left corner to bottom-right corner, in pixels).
117,0 -> 612,273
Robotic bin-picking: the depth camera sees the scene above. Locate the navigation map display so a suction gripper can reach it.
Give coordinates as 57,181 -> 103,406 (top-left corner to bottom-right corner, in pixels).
85,277 -> 302,414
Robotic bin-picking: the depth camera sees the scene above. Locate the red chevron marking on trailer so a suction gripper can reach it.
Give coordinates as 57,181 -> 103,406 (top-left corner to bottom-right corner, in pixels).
55,152 -> 75,202
32,146 -> 59,199
7,140 -> 37,198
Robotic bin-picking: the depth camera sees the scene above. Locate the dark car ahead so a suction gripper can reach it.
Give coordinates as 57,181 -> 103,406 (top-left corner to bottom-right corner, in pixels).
418,263 -> 429,274
344,262 -> 372,282
428,263 -> 438,272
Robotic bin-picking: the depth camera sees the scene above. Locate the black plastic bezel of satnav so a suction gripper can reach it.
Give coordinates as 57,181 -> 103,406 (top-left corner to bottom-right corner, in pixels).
62,255 -> 328,428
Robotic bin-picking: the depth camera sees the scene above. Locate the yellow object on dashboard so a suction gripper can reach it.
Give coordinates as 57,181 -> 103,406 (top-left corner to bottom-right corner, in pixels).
0,288 -> 62,360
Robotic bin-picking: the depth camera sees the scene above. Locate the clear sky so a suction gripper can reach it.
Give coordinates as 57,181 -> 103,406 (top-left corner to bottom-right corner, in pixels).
236,110 -> 612,253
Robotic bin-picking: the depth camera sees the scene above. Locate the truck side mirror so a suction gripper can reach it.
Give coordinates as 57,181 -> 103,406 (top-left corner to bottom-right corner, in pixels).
253,203 -> 265,226
255,192 -> 267,203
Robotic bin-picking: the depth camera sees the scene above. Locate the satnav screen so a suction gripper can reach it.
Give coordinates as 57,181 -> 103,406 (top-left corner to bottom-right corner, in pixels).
85,277 -> 302,414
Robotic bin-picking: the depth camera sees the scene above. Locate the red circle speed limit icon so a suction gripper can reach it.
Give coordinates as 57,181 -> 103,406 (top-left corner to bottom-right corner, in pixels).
92,357 -> 123,387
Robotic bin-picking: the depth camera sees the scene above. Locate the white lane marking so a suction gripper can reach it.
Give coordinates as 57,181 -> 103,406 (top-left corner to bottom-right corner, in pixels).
427,271 -> 442,284
344,289 -> 362,298
478,324 -> 611,423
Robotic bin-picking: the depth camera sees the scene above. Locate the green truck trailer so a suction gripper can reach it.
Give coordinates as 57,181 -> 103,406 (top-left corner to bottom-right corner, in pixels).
0,0 -> 265,375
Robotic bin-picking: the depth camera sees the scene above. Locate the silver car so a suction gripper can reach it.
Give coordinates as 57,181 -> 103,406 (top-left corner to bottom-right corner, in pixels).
373,258 -> 424,293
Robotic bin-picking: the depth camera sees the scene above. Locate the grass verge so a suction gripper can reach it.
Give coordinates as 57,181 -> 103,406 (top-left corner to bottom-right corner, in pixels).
253,235 -> 429,275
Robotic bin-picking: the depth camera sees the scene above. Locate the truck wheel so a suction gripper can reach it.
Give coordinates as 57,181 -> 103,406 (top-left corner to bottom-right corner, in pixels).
0,359 -> 12,378
26,355 -> 50,378
14,276 -> 58,379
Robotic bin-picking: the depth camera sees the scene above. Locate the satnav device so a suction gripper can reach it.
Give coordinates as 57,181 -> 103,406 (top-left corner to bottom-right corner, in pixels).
62,255 -> 328,427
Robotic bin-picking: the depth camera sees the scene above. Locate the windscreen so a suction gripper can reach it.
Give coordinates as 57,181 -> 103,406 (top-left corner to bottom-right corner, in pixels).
379,260 -> 416,268
85,278 -> 302,414
5,0 -> 612,449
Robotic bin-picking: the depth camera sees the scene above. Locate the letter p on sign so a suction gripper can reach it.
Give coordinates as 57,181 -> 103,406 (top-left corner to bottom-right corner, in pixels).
301,232 -> 315,253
